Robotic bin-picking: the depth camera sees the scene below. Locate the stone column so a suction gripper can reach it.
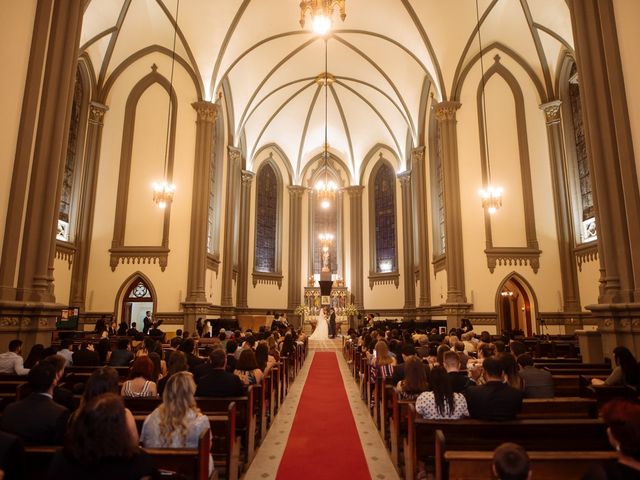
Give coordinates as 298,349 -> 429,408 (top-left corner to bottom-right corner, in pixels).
15,0 -> 85,302
287,186 -> 306,325
398,171 -> 416,312
346,186 -> 364,311
183,102 -> 217,331
221,147 -> 241,308
568,0 -> 640,357
435,102 -> 471,328
236,170 -> 255,309
186,102 -> 217,303
69,102 -> 109,309
540,101 -> 581,312
411,147 -> 431,308
0,0 -> 54,301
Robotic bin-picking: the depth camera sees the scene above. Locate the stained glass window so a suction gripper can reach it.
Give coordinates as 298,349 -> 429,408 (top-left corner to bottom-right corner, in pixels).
57,70 -> 83,242
569,63 -> 594,223
255,163 -> 279,272
374,163 -> 397,272
313,189 -> 338,275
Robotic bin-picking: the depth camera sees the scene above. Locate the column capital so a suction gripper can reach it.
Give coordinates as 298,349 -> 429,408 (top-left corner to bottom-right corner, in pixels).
192,101 -> 218,123
227,146 -> 242,164
287,185 -> 307,198
434,101 -> 462,121
397,170 -> 412,185
88,102 -> 108,125
345,185 -> 364,197
411,146 -> 425,164
241,170 -> 255,184
540,100 -> 562,124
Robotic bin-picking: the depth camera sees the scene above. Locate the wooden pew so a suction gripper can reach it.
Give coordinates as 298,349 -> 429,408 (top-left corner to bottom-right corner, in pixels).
405,405 -> 609,480
585,384 -> 640,407
143,428 -> 213,480
387,390 -> 599,472
125,389 -> 257,465
134,404 -> 239,480
439,441 -> 617,480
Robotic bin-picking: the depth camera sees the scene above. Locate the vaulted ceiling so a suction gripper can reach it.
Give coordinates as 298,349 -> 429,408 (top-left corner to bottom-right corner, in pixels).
81,0 -> 574,181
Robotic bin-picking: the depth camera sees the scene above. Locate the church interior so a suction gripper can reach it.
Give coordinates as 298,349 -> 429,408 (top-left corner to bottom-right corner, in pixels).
1,0 -> 640,478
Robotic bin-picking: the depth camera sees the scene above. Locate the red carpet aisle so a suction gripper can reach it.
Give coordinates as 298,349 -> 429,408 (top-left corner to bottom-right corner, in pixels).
276,352 -> 371,480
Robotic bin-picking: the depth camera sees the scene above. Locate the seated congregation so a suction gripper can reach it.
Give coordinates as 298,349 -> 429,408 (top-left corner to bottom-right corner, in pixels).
343,323 -> 640,479
0,324 -> 308,479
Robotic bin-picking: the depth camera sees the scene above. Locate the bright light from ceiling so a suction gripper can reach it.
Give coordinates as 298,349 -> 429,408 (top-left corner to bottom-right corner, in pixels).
312,14 -> 332,35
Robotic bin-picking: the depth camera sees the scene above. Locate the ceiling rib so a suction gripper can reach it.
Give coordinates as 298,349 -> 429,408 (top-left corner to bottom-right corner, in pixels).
295,85 -> 323,176
330,84 -> 355,173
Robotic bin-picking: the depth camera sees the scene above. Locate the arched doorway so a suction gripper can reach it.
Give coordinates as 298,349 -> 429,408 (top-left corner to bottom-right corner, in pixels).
495,273 -> 538,336
115,273 -> 156,328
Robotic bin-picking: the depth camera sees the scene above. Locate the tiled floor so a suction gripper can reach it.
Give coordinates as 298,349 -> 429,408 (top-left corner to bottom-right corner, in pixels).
244,340 -> 399,479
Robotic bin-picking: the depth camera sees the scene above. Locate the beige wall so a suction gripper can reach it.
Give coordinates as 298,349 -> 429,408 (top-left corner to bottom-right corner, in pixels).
613,0 -> 640,187
83,53 -> 197,317
577,258 -> 600,310
0,1 -> 37,256
53,257 -> 72,306
456,54 -> 563,320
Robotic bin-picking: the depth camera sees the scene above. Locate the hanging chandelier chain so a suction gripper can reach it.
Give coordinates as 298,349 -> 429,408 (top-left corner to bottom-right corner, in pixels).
163,0 -> 180,180
324,37 -> 329,184
475,0 -> 492,185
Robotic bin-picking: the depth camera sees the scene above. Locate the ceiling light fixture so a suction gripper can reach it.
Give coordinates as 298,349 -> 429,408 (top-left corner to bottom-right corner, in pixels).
299,0 -> 346,35
152,0 -> 180,209
475,0 -> 502,215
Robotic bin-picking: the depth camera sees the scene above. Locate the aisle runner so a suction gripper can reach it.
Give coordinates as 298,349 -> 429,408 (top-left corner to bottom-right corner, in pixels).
276,352 -> 371,480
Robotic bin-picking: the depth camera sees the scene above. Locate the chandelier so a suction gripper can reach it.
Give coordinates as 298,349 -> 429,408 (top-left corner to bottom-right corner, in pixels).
475,0 -> 503,215
299,0 -> 346,35
152,0 -> 180,209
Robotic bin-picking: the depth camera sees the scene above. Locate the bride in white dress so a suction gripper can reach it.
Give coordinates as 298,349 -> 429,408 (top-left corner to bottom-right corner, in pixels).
309,308 -> 329,340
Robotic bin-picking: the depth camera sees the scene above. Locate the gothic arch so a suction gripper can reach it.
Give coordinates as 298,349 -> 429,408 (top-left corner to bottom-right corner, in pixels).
494,271 -> 539,335
113,271 -> 158,323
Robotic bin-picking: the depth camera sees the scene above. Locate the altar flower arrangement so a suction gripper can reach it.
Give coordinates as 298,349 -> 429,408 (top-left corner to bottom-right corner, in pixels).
294,305 -> 310,316
343,303 -> 359,317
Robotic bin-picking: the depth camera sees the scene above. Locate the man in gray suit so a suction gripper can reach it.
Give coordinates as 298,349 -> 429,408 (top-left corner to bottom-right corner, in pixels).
517,354 -> 555,398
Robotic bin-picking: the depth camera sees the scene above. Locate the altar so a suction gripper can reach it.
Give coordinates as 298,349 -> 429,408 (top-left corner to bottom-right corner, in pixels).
303,284 -> 353,335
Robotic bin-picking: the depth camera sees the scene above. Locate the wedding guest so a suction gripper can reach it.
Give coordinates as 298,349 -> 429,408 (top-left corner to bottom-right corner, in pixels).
116,320 -> 128,336
72,342 -> 100,366
180,338 -> 204,372
464,358 -> 523,421
443,351 -> 475,393
255,341 -> 276,375
517,354 -> 554,398
234,349 -> 263,386
109,339 -> 134,367
396,356 -> 428,400
57,339 -> 74,367
493,443 -> 531,480
370,341 -> 396,399
95,338 -> 111,365
0,339 -> 30,375
41,355 -> 75,411
141,372 -> 213,476
46,394 -> 154,479
415,365 -> 468,420
1,362 -> 69,445
158,350 -> 188,395
121,356 -> 157,398
582,400 -> 640,479
500,353 -> 524,390
196,349 -> 244,397
23,344 -> 45,369
591,346 -> 640,389
127,322 -> 139,337
225,340 -> 238,373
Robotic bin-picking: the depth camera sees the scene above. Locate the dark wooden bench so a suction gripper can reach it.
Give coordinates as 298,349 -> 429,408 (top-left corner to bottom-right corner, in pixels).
386,388 -> 598,471
125,389 -> 257,465
405,406 -> 609,480
439,444 -> 617,480
25,429 -> 215,479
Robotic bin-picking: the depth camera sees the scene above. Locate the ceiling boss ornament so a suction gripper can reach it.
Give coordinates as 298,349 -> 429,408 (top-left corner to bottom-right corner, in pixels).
299,0 -> 346,35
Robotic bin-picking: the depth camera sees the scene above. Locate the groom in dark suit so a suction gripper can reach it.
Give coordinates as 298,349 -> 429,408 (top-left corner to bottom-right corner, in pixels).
329,308 -> 337,338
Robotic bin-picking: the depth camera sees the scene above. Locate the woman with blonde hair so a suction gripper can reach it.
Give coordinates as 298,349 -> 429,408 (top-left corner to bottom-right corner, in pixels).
140,371 -> 213,474
369,341 -> 396,405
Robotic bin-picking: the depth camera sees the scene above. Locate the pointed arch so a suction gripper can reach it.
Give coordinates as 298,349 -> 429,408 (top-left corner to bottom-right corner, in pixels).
253,157 -> 284,279
494,271 -> 539,335
113,271 -> 158,323
368,157 -> 399,279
